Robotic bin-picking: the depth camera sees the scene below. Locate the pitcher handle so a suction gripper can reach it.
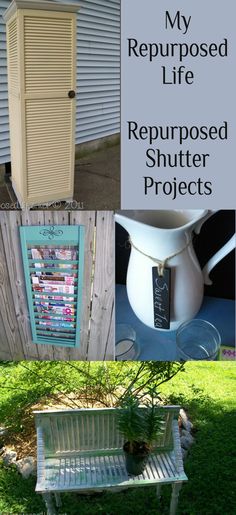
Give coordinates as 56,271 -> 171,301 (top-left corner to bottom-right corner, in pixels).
202,234 -> 236,285
194,210 -> 218,234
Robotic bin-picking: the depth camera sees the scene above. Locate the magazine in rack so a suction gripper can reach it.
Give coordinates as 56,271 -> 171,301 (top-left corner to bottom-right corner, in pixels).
30,246 -> 77,334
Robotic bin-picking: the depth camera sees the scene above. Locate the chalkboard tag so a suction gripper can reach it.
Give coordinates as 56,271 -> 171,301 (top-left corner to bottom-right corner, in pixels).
152,267 -> 171,330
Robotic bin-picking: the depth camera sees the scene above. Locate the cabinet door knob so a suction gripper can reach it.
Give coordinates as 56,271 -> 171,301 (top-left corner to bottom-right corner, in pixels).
68,90 -> 76,99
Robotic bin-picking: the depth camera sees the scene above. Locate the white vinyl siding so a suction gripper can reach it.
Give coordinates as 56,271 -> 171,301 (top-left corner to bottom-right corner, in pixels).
0,0 -> 10,164
0,0 -> 120,165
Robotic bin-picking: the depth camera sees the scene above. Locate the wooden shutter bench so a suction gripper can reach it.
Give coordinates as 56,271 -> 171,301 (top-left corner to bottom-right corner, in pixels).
34,407 -> 188,515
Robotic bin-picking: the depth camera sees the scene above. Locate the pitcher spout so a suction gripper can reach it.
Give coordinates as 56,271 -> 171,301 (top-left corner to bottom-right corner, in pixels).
114,211 -> 139,236
115,210 -> 211,234
115,210 -> 213,259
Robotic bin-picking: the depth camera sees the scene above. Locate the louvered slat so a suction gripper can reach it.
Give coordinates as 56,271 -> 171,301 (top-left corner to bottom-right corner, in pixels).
44,451 -> 179,489
7,16 -> 18,90
39,409 -> 176,456
25,98 -> 73,200
24,16 -> 73,94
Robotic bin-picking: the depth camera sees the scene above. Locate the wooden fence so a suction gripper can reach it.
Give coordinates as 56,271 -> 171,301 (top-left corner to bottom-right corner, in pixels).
0,210 -> 114,361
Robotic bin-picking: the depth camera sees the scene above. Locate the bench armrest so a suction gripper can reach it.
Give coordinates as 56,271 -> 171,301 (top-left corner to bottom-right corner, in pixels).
172,419 -> 185,476
36,425 -> 45,488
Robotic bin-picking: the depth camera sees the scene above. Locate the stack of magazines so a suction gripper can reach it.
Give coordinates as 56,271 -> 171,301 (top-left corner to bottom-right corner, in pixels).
30,247 -> 78,336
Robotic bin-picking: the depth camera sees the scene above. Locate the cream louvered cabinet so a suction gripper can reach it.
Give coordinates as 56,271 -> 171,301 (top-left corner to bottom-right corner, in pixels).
4,0 -> 79,206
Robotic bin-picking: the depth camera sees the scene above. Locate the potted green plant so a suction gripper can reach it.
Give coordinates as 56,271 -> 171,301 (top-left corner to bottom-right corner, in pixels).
117,390 -> 164,476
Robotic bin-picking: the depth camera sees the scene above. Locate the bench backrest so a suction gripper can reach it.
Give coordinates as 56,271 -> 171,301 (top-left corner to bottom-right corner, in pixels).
34,406 -> 180,457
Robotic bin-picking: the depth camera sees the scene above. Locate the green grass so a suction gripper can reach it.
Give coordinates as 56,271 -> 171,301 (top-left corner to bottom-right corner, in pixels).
161,362 -> 236,515
0,462 -> 45,514
0,362 -> 235,514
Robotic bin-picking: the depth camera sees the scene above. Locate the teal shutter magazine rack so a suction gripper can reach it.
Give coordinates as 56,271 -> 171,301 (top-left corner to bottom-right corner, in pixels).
20,225 -> 84,347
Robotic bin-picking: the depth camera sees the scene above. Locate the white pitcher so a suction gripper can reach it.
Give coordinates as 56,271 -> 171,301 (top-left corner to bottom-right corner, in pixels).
115,210 -> 235,331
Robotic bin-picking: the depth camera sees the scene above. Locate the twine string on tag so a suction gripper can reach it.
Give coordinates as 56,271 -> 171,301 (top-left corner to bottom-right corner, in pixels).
128,237 -> 192,277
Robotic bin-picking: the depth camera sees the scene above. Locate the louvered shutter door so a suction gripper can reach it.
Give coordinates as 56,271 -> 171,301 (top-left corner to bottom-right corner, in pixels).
20,225 -> 84,347
24,12 -> 75,201
4,2 -> 78,205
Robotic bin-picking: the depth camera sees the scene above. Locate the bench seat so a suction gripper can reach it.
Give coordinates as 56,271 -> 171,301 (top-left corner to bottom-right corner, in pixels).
36,449 -> 185,492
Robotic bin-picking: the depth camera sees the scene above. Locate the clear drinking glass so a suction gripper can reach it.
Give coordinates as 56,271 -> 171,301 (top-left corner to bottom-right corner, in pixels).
115,324 -> 140,360
176,319 -> 221,361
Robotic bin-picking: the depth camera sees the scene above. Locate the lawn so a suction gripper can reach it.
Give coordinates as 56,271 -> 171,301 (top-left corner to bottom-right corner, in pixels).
161,362 -> 236,515
0,361 -> 235,514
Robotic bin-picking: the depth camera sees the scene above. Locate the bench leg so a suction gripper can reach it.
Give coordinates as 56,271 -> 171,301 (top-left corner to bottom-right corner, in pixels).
54,492 -> 62,508
170,482 -> 182,515
156,484 -> 162,499
42,492 -> 56,515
